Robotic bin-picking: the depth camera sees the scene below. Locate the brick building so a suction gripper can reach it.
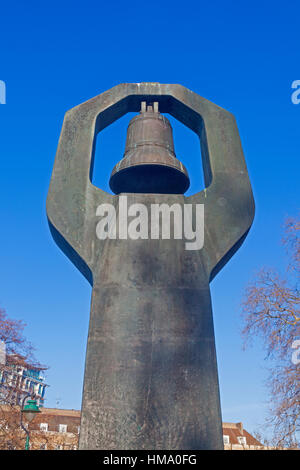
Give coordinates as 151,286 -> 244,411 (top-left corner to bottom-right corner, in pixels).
30,409 -> 264,450
0,354 -> 47,407
31,408 -> 80,450
0,405 -> 264,450
222,422 -> 263,450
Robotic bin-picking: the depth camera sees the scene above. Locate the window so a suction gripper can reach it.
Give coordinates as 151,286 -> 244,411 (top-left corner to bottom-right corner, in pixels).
59,424 -> 67,433
223,435 -> 230,445
77,426 -> 80,435
40,444 -> 47,450
55,445 -> 63,450
40,423 -> 48,432
237,436 -> 247,445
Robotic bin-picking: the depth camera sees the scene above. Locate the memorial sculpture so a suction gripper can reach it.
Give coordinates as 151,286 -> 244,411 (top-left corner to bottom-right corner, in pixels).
47,83 -> 255,449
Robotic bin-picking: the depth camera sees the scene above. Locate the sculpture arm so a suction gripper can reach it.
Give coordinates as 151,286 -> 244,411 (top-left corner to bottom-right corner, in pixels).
46,83 -> 168,284
173,87 -> 255,281
46,91 -> 115,284
46,83 -> 255,284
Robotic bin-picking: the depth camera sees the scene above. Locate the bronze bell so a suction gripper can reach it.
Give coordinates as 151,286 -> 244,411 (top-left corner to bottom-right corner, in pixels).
109,102 -> 190,194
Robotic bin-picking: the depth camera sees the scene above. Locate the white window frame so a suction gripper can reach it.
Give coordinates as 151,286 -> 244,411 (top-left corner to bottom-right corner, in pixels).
223,434 -> 230,445
237,436 -> 247,445
40,423 -> 48,432
58,424 -> 67,433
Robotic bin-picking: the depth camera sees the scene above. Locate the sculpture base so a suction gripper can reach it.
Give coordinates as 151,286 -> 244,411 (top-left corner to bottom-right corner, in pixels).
79,194 -> 223,450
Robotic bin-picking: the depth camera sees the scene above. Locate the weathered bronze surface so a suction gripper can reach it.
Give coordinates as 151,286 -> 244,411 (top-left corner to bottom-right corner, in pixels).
109,102 -> 190,194
46,83 -> 255,450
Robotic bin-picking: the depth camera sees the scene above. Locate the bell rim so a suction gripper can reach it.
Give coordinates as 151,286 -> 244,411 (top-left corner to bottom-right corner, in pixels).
109,163 -> 190,195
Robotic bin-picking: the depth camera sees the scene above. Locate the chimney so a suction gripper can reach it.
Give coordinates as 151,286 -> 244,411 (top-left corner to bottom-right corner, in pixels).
236,422 -> 243,434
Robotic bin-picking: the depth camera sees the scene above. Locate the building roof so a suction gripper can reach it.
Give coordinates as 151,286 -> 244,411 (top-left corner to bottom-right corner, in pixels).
39,408 -> 80,417
6,353 -> 47,371
222,422 -> 262,446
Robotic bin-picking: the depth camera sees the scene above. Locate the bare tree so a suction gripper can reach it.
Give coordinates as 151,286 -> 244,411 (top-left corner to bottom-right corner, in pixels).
0,308 -> 47,449
0,404 -> 51,450
242,215 -> 300,448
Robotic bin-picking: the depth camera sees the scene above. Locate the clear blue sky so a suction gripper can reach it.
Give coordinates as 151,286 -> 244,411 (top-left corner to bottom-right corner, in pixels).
0,1 -> 299,437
